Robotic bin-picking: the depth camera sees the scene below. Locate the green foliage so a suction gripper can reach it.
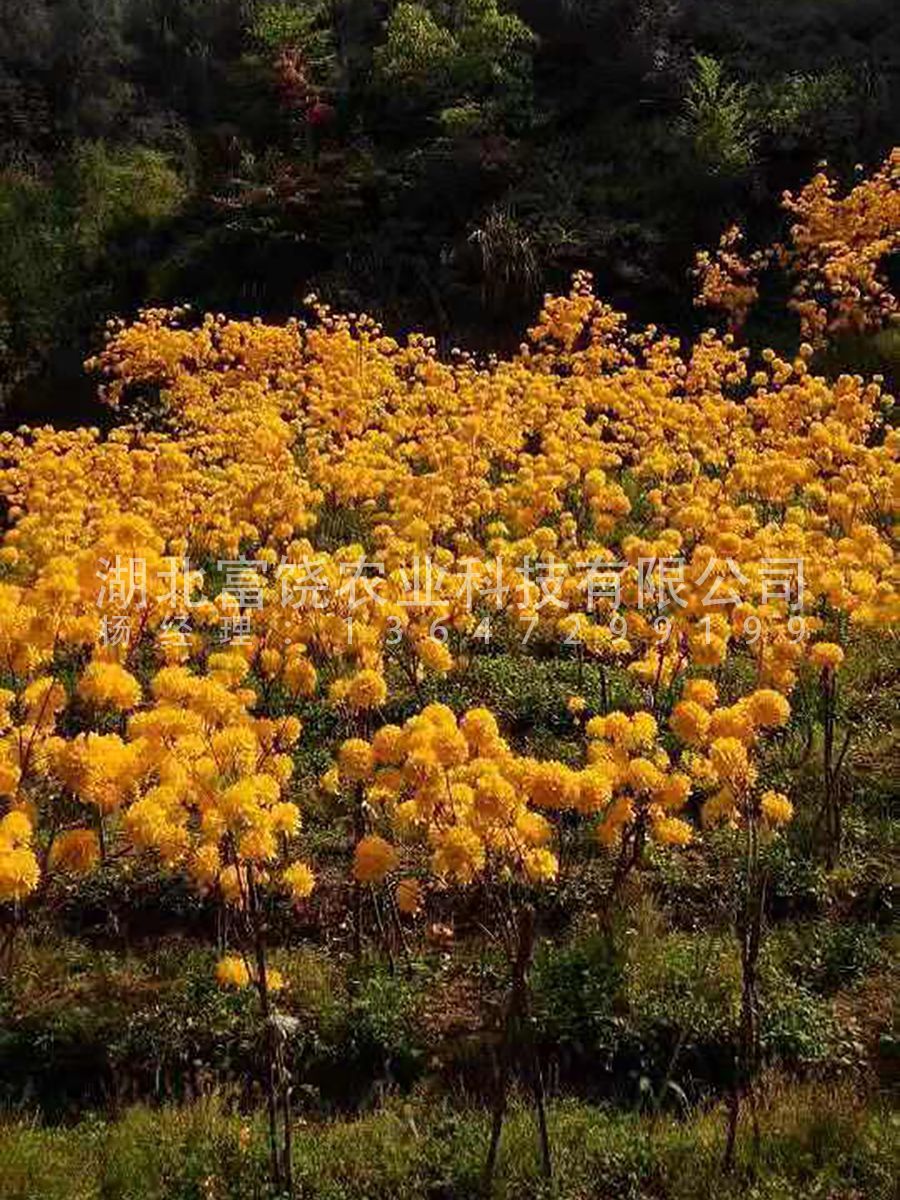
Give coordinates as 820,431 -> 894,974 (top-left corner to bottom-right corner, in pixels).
107,949 -> 260,1092
760,833 -> 830,918
531,930 -> 623,1058
253,1 -> 327,53
72,142 -> 187,261
438,101 -> 488,137
374,0 -> 535,123
530,887 -> 886,1105
759,974 -> 865,1072
624,919 -> 740,1045
334,966 -> 427,1091
251,0 -> 338,86
3,0 -> 900,420
771,920 -> 886,996
0,141 -> 185,410
531,918 -> 735,1101
375,3 -> 458,98
762,69 -> 856,139
681,54 -> 758,177
0,940 -> 257,1115
407,652 -> 639,755
0,935 -> 431,1115
0,171 -> 76,391
50,856 -> 213,939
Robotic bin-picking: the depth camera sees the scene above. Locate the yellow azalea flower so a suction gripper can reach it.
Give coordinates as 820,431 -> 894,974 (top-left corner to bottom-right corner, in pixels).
682,678 -> 718,710
515,810 -> 553,847
371,724 -> 405,766
320,766 -> 341,796
395,876 -> 423,915
343,668 -> 388,711
703,787 -> 737,826
282,861 -> 316,901
628,757 -> 664,795
523,847 -> 559,883
628,712 -> 659,751
657,772 -> 691,812
430,826 -> 485,884
746,689 -> 791,729
283,654 -> 317,697
48,829 -> 100,875
0,810 -> 32,847
338,738 -> 375,783
460,708 -> 500,752
271,802 -> 301,836
353,834 -> 398,884
417,636 -> 453,674
265,968 -> 286,993
709,704 -> 755,745
669,700 -> 712,747
216,955 -> 251,989
576,767 -> 614,813
652,816 -> 693,846
809,642 -> 845,671
710,737 -> 753,791
528,761 -> 580,809
0,846 -> 39,901
191,843 -> 221,888
760,790 -> 794,827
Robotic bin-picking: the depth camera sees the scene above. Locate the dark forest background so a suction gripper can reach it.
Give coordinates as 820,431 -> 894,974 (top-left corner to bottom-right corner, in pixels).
1,0 -> 898,426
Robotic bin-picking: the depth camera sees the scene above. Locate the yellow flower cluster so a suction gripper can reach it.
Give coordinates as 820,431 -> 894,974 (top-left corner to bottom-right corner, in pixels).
115,667 -> 315,903
693,225 -> 764,331
696,149 -> 900,343
78,661 -> 143,711
337,704 -> 560,889
215,954 -> 286,992
0,810 -> 38,902
667,683 -> 794,829
583,710 -> 693,848
0,227 -> 894,732
782,150 -> 900,341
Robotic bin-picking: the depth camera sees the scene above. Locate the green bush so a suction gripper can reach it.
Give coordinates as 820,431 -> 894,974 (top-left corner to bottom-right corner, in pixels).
531,918 -> 741,1102
532,929 -> 624,1061
772,920 -> 885,995
680,54 -> 757,177
0,940 -> 258,1115
374,0 -> 535,125
72,142 -> 187,261
318,966 -> 428,1105
759,958 -> 868,1074
0,938 -> 434,1116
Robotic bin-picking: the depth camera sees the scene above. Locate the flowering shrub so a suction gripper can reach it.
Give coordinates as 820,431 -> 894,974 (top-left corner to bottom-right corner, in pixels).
697,149 -> 900,342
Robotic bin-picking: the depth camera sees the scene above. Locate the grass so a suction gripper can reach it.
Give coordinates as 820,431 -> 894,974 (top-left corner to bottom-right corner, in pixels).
0,1077 -> 895,1200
